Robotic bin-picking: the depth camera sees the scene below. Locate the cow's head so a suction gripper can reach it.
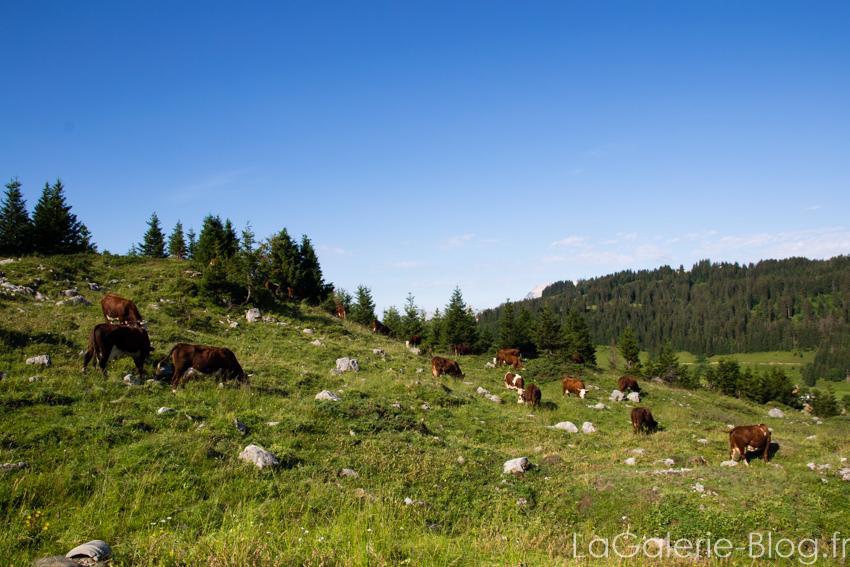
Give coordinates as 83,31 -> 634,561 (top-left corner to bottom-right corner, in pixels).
579,389 -> 587,399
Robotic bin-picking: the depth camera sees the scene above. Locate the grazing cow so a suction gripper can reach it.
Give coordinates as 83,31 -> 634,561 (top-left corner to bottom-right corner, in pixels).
264,280 -> 281,296
498,348 -> 521,358
618,376 -> 640,393
728,424 -> 771,466
159,343 -> 248,387
571,354 -> 584,364
83,323 -> 152,377
333,305 -> 346,320
431,356 -> 464,378
520,383 -> 541,409
631,407 -> 658,434
561,376 -> 587,398
453,343 -> 473,356
504,372 -> 524,392
406,334 -> 422,347
372,320 -> 392,336
496,353 -> 523,369
100,293 -> 146,328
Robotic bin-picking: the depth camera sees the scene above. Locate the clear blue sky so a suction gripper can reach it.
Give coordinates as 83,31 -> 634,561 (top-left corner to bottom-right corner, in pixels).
3,1 -> 849,316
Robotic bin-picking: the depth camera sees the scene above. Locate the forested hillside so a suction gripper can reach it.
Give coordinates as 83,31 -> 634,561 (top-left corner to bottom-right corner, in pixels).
478,257 -> 850,381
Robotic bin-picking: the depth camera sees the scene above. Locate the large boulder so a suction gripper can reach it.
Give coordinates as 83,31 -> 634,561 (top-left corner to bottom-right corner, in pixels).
609,390 -> 624,402
582,422 -> 596,434
336,358 -> 360,372
503,457 -> 530,474
315,390 -> 342,401
26,355 -> 50,366
66,540 -> 113,562
245,308 -> 261,322
626,392 -> 641,403
768,408 -> 785,418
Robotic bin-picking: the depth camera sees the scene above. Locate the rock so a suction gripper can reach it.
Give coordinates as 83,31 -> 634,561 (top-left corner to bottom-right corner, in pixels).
626,392 -> 640,403
336,358 -> 360,372
303,328 -> 313,335
632,449 -> 647,454
229,321 -> 238,328
29,376 -> 42,382
26,355 -> 50,366
516,498 -> 528,506
341,468 -> 360,478
457,456 -> 465,464
503,457 -> 530,474
421,403 -> 432,410
267,422 -> 280,426
234,418 -> 249,434
582,422 -> 596,434
310,340 -> 325,347
157,407 -> 177,415
768,408 -> 785,418
238,445 -> 279,469
609,390 -> 624,402
476,387 -> 490,395
806,435 -> 817,440
372,349 -> 385,356
315,390 -> 342,401
694,482 -> 705,493
63,288 -> 79,297
697,439 -> 709,444
486,395 -> 503,404
261,316 -> 276,323
123,374 -> 142,385
589,403 -> 606,410
66,539 -> 112,561
689,456 -> 707,467
484,361 -> 495,368
55,295 -> 92,306
720,460 -> 738,467
625,457 -> 637,466
836,468 -> 850,481
35,291 -> 49,301
549,421 -> 579,433
415,368 -> 423,373
0,371 -> 7,381
0,462 -> 28,472
661,458 -> 675,467
245,308 -> 261,322
30,556 -> 79,567
329,369 -> 343,376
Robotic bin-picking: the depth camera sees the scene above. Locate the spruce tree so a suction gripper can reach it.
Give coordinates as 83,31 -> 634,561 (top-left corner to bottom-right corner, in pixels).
186,228 -> 197,259
0,177 -> 34,255
140,212 -> 166,258
497,300 -> 517,350
267,228 -> 300,296
400,293 -> 424,339
532,304 -> 563,354
382,306 -> 402,337
298,235 -> 330,305
440,287 -> 479,351
619,327 -> 641,370
167,220 -> 187,260
195,215 -> 227,265
351,285 -> 376,326
31,179 -> 94,254
563,308 -> 596,365
515,307 -> 535,355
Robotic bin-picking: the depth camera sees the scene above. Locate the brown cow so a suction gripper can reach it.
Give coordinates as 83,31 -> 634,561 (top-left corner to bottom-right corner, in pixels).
504,372 -> 524,392
561,376 -> 587,398
159,343 -> 248,387
728,424 -> 771,466
333,305 -> 346,320
264,280 -> 281,296
618,376 -> 640,393
372,320 -> 392,336
83,323 -> 153,377
571,354 -> 584,364
431,356 -> 464,378
101,293 -> 145,328
453,343 -> 473,356
498,348 -> 521,358
406,334 -> 422,347
520,383 -> 541,409
631,407 -> 658,434
496,353 -> 523,369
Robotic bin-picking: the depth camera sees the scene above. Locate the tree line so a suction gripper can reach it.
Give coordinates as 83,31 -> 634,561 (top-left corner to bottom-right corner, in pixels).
477,257 -> 850,386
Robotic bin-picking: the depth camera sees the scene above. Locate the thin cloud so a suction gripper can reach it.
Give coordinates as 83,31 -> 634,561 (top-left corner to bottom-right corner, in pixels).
168,168 -> 254,204
805,205 -> 822,211
386,261 -> 424,268
317,245 -> 354,257
440,234 -> 475,250
550,236 -> 588,248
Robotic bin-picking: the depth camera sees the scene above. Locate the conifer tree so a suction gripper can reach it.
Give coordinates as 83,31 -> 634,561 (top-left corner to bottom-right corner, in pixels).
298,235 -> 331,305
195,215 -> 228,265
497,300 -> 517,350
532,304 -> 563,354
186,228 -> 197,259
31,179 -> 94,254
619,327 -> 641,370
400,293 -> 424,339
267,228 -> 300,295
167,220 -> 186,260
440,287 -> 479,351
563,308 -> 596,365
515,307 -> 536,355
350,285 -> 376,326
140,212 -> 166,258
382,306 -> 402,337
0,177 -> 33,255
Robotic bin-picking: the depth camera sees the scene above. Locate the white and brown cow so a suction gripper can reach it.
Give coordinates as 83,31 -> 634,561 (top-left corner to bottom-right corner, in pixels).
504,372 -> 524,392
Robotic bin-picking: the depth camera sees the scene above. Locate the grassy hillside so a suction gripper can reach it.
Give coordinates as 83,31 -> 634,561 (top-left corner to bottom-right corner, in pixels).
2,256 -> 850,566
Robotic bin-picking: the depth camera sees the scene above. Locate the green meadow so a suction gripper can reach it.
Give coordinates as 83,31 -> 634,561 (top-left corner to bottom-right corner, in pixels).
2,256 -> 849,566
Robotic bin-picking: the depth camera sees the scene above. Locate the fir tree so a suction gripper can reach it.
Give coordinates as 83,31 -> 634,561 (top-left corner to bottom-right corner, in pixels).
186,228 -> 197,259
563,308 -> 596,365
440,287 -> 479,351
619,327 -> 641,370
400,293 -> 424,339
167,220 -> 186,260
497,300 -> 517,350
195,215 -> 228,265
140,212 -> 166,258
810,385 -> 839,418
515,307 -> 535,355
267,228 -> 300,296
31,179 -> 94,254
382,306 -> 402,337
350,285 -> 376,326
533,304 -> 562,354
297,235 -> 331,305
0,177 -> 33,255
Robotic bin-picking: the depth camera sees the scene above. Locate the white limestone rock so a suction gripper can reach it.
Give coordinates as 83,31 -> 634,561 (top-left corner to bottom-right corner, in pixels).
238,445 -> 279,469
503,457 -> 530,474
315,390 -> 342,401
245,308 -> 261,322
26,355 -> 50,366
549,421 -> 579,433
768,408 -> 785,418
582,422 -> 596,434
336,358 -> 360,372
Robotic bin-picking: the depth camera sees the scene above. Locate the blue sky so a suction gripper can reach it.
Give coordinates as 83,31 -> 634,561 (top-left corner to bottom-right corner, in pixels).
3,1 -> 849,316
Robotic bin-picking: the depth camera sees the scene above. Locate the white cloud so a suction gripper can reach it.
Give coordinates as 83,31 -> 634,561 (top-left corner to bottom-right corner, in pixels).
440,234 -> 475,249
386,261 -> 423,268
550,236 -> 588,248
317,245 -> 354,256
805,205 -> 822,211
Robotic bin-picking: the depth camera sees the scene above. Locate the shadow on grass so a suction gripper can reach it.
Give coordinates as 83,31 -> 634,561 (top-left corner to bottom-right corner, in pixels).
0,327 -> 77,350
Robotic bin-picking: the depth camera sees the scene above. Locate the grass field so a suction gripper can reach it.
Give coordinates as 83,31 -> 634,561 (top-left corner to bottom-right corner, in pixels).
2,256 -> 850,566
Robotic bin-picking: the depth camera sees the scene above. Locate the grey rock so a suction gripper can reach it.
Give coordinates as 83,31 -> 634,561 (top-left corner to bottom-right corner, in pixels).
372,348 -> 386,356
245,308 -> 261,322
315,390 -> 342,401
486,395 -> 503,403
549,421 -> 579,433
123,374 -> 142,385
476,387 -> 490,395
66,539 -> 112,561
625,457 -> 637,466
415,368 -> 423,373
626,392 -> 641,403
421,403 -> 432,410
768,408 -> 785,418
303,328 -> 313,335
720,460 -> 738,467
28,376 -> 42,382
336,357 -> 360,372
31,556 -> 79,567
341,468 -> 360,478
157,407 -> 177,415
503,457 -> 530,474
0,461 -> 28,472
55,295 -> 92,306
582,422 -> 596,434
238,445 -> 279,469
63,288 -> 79,297
26,354 -> 50,366
609,390 -> 625,402
310,340 -> 325,347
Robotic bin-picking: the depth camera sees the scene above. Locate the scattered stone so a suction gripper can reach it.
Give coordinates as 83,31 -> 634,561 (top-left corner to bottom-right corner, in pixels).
35,291 -> 49,301
549,421 -> 579,433
245,308 -> 261,322
768,408 -> 785,418
392,402 -> 402,409
609,390 -> 625,402
421,403 -> 432,410
632,449 -> 647,454
341,468 -> 360,478
503,457 -> 530,474
372,349 -> 385,356
123,374 -> 142,385
267,422 -> 280,427
836,468 -> 850,481
806,435 -> 817,440
625,457 -> 637,466
234,418 -> 249,434
661,458 -> 675,467
516,498 -> 528,506
31,556 -> 79,567
303,328 -> 313,335
689,456 -> 708,467
63,288 -> 79,297
315,390 -> 342,401
486,395 -> 503,404
26,354 -> 50,366
476,387 -> 490,395
457,456 -> 465,464
694,482 -> 705,493
484,361 -> 495,368
329,369 -> 343,376
582,422 -> 596,434
415,368 -> 423,373
0,462 -> 27,472
55,295 -> 92,306
29,376 -> 42,382
157,407 -> 177,415
720,460 -> 738,467
310,340 -> 325,347
697,439 -> 709,444
229,321 -> 238,328
626,392 -> 640,403
589,403 -> 606,410
66,539 -> 113,562
336,358 -> 360,372
238,445 -> 279,469
147,304 -> 161,310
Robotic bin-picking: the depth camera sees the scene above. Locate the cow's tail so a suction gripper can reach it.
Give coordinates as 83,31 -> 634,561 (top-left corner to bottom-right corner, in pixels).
156,344 -> 180,372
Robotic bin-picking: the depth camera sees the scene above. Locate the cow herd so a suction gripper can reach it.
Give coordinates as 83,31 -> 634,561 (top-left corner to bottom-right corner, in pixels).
82,294 -> 248,386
